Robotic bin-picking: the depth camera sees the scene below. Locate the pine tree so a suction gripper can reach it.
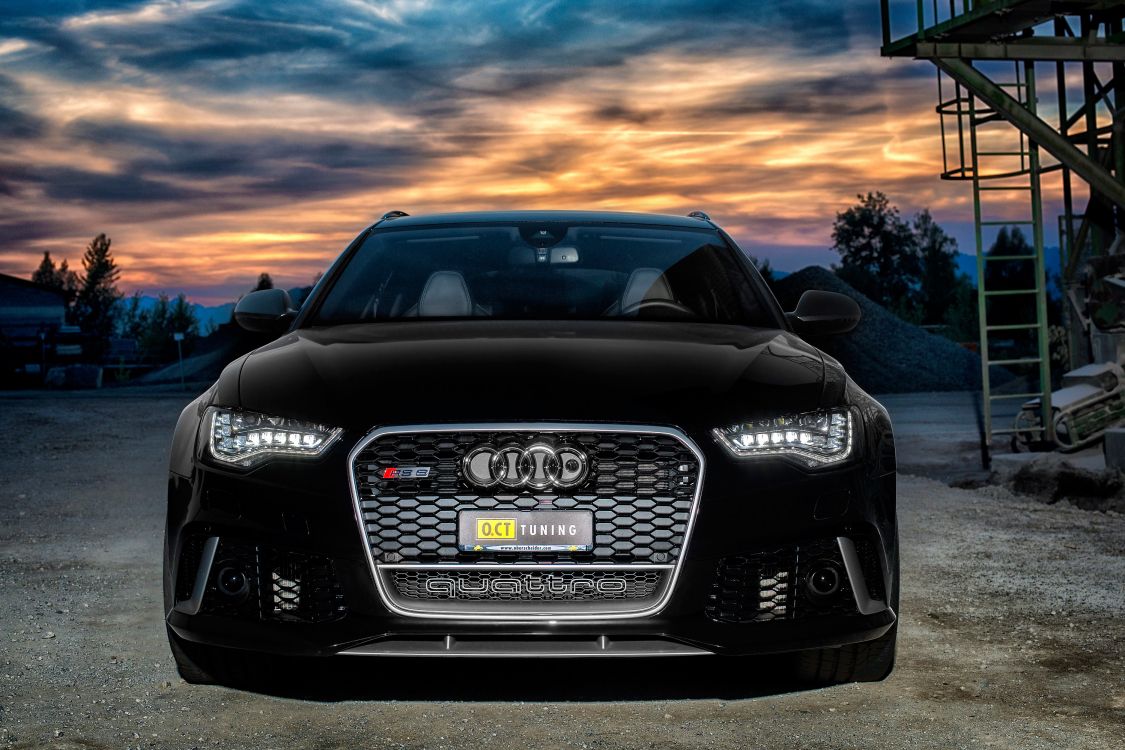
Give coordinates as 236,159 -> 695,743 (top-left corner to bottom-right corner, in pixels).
57,259 -> 80,302
73,234 -> 123,358
32,252 -> 58,287
31,252 -> 81,318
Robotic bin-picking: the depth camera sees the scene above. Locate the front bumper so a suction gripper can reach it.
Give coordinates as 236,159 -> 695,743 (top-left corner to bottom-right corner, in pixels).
165,424 -> 898,658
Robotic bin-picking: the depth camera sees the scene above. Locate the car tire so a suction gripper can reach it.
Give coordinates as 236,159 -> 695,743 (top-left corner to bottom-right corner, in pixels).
167,628 -> 255,686
792,622 -> 897,684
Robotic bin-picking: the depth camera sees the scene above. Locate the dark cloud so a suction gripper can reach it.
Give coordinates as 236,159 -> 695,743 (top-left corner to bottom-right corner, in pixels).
37,166 -> 208,203
0,102 -> 44,138
0,217 -> 75,243
3,1 -> 871,103
67,115 -> 434,174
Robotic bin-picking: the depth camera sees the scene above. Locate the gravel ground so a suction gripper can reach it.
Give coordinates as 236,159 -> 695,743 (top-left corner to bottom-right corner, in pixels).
1,391 -> 1123,749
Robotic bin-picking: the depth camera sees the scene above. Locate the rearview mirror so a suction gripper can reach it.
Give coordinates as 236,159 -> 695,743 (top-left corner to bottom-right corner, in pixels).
234,289 -> 297,334
786,290 -> 861,336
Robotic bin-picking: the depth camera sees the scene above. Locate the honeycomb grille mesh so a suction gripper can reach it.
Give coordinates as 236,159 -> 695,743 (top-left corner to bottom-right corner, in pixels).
706,548 -> 796,624
390,569 -> 665,602
705,537 -> 872,624
353,429 -> 700,564
265,549 -> 347,623
184,536 -> 347,624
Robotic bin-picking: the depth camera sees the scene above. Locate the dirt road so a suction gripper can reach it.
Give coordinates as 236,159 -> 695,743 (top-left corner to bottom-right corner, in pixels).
1,391 -> 1122,749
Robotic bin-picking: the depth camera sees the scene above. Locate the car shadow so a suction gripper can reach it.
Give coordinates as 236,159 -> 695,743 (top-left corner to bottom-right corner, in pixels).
222,654 -> 822,702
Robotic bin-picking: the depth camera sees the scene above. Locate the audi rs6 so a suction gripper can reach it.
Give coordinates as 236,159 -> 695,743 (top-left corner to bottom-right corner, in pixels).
164,210 -> 898,685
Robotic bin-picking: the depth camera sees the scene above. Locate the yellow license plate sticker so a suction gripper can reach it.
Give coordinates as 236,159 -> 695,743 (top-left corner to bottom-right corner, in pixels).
476,518 -> 516,540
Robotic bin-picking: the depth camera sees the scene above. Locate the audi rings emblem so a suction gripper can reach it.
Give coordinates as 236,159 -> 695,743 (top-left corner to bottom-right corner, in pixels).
462,443 -> 589,489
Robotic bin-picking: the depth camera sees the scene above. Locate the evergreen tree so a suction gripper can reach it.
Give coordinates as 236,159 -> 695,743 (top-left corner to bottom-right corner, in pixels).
57,259 -> 80,302
254,272 -> 274,291
31,252 -> 80,307
32,252 -> 58,287
73,234 -> 123,358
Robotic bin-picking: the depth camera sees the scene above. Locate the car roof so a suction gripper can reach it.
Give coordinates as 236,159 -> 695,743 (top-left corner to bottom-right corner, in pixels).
370,210 -> 717,230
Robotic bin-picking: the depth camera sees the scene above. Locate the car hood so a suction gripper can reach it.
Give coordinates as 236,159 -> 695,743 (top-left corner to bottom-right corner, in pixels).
231,321 -> 839,433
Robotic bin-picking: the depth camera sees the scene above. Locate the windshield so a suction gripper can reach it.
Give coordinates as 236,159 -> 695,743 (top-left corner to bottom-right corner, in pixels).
309,222 -> 776,326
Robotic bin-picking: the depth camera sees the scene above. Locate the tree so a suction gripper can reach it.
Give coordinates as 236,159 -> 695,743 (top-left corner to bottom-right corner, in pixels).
32,252 -> 58,287
118,292 -> 200,362
31,252 -> 80,306
254,273 -> 273,291
748,254 -> 776,287
942,276 -> 980,343
73,234 -> 123,358
914,209 -> 960,326
169,294 -> 200,342
984,227 -> 1036,326
831,192 -> 921,315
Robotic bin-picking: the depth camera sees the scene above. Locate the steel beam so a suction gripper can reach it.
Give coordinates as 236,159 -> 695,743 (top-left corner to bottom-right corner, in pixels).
917,40 -> 1125,62
935,57 -> 1125,210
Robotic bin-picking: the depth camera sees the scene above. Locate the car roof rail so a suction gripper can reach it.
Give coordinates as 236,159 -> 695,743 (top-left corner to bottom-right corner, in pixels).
686,210 -> 711,222
379,210 -> 410,222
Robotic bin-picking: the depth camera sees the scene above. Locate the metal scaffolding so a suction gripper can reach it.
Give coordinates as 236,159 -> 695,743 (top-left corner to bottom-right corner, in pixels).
881,0 -> 1125,466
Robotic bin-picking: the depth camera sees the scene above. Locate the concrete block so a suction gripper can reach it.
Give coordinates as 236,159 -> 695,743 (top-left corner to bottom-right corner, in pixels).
45,364 -> 103,389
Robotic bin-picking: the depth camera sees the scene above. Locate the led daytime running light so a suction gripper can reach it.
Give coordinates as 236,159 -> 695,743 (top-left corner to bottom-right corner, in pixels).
207,408 -> 342,467
712,409 -> 853,467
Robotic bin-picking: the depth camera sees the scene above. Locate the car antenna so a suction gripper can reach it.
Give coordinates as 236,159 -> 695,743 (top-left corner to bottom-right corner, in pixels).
379,210 -> 410,222
686,210 -> 711,222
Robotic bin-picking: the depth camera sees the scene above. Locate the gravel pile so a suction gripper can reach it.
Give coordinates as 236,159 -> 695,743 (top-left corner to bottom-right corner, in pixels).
773,266 -> 983,393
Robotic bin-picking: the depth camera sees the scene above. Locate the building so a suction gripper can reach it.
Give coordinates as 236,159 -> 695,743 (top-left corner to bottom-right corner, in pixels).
0,272 -> 70,381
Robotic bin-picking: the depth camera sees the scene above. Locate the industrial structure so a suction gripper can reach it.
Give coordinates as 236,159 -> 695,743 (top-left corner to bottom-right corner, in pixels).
881,0 -> 1125,466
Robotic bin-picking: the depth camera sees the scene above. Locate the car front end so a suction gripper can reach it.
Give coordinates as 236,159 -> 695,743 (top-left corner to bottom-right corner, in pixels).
164,211 -> 897,682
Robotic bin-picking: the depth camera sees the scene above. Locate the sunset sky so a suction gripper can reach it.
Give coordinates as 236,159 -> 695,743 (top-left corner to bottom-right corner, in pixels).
1,0 -> 998,304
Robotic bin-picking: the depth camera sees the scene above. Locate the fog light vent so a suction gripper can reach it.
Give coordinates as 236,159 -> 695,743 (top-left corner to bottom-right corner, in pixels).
757,569 -> 789,619
272,571 -> 301,612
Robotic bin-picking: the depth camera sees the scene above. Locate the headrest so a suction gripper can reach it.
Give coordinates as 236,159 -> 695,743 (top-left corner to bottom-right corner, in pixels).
621,267 -> 674,310
417,271 -> 473,317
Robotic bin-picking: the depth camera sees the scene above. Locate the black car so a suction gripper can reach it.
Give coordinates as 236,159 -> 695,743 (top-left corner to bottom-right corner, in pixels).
164,210 -> 897,685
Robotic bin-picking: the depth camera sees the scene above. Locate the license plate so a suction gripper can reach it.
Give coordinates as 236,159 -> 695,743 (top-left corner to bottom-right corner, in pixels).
458,510 -> 594,552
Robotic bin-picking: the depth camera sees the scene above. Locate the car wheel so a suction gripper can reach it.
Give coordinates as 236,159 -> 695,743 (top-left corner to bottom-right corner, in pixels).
792,623 -> 897,684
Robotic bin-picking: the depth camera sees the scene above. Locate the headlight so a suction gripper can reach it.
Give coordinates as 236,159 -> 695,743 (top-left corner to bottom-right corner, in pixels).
712,408 -> 854,468
206,407 -> 342,467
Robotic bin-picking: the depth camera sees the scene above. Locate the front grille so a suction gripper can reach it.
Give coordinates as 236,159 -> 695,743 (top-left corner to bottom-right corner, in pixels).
706,537 -> 874,624
179,536 -> 347,624
352,427 -> 701,565
390,569 -> 665,602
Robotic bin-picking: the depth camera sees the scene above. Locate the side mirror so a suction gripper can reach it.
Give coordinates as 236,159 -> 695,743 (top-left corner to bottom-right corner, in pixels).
234,289 -> 297,334
786,290 -> 862,336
